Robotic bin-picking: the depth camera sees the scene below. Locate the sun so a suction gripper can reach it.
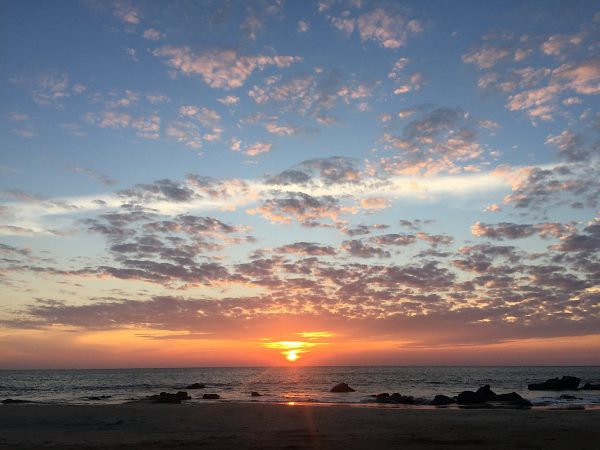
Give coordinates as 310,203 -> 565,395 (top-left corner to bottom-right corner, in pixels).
285,349 -> 300,362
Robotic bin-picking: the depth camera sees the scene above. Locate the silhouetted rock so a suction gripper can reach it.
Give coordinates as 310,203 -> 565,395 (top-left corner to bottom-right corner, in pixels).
385,393 -> 414,404
1,399 -> 32,404
202,393 -> 220,399
185,383 -> 206,389
580,382 -> 600,390
251,391 -> 261,397
475,385 -> 496,402
456,390 -> 482,404
375,393 -> 390,402
528,376 -> 580,391
492,392 -> 531,407
150,391 -> 190,404
330,383 -> 355,393
431,395 -> 454,405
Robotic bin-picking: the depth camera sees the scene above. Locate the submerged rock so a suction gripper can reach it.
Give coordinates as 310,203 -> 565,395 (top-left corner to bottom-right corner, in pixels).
431,394 -> 454,406
559,394 -> 578,400
150,391 -> 190,404
202,393 -> 220,399
528,376 -> 580,391
580,382 -> 600,390
330,383 -> 355,393
250,391 -> 261,397
185,383 -> 206,389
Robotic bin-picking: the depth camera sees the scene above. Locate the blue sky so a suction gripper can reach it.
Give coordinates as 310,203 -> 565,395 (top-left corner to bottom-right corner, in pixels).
1,0 -> 599,367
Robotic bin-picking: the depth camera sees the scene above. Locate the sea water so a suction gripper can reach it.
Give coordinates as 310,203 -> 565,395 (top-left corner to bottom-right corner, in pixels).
1,366 -> 599,408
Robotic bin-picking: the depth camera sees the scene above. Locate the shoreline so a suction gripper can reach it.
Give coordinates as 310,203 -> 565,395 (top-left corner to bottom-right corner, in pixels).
1,402 -> 599,449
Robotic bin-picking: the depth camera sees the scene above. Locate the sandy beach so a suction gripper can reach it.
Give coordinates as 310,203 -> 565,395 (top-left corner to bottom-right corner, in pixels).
1,402 -> 599,449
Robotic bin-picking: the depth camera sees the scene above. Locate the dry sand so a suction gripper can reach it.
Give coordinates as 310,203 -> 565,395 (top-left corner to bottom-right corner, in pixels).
1,402 -> 599,449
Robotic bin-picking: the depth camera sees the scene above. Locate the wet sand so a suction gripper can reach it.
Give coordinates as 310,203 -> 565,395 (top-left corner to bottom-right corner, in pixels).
1,402 -> 599,449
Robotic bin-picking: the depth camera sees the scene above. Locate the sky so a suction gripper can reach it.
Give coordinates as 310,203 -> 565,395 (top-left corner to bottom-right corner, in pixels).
0,0 -> 599,368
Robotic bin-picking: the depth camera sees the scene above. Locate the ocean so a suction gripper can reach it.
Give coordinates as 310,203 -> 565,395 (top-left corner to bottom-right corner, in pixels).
1,366 -> 599,408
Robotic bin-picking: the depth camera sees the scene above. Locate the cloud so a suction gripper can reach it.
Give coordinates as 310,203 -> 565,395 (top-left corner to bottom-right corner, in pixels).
143,28 -> 165,41
131,115 -> 160,139
113,1 -> 140,24
462,45 -> 510,69
69,167 -> 117,186
541,33 -> 584,59
153,47 -> 302,89
377,107 -> 489,176
275,242 -> 337,256
217,95 -> 240,105
166,121 -> 202,149
360,197 -> 390,210
238,141 -> 273,157
297,20 -> 310,33
471,221 -> 576,240
356,8 -> 422,49
247,192 -> 346,226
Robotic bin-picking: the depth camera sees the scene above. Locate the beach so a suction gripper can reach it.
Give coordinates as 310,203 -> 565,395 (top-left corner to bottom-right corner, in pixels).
1,402 -> 599,449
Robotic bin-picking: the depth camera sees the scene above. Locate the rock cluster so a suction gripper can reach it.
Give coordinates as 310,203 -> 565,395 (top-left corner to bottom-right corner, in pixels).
431,385 -> 531,407
150,391 -> 191,404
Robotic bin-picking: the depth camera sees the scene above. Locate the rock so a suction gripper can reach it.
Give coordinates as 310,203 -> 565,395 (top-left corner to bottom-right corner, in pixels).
185,383 -> 206,389
580,382 -> 600,390
456,390 -> 481,404
559,394 -> 577,400
431,395 -> 454,406
1,399 -> 32,404
387,393 -> 414,404
86,395 -> 111,401
251,391 -> 261,397
330,382 -> 355,393
375,393 -> 390,403
492,392 -> 531,407
475,385 -> 496,402
202,393 -> 220,399
528,376 -> 580,391
150,391 -> 190,404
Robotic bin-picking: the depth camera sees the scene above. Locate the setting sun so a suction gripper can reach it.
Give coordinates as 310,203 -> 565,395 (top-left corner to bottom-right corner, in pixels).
285,350 -> 299,362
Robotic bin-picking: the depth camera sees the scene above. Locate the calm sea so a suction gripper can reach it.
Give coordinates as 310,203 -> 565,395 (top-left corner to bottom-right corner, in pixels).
1,366 -> 599,408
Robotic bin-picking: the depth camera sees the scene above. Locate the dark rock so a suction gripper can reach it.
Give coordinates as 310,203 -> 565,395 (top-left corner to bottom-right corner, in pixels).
202,393 -> 220,399
528,376 -> 580,391
251,391 -> 261,397
1,399 -> 32,404
475,385 -> 496,402
559,394 -> 577,400
86,395 -> 111,401
456,390 -> 482,404
150,391 -> 190,404
185,383 -> 206,389
385,393 -> 414,404
330,382 -> 355,393
375,393 -> 390,403
431,394 -> 454,406
581,382 -> 600,390
492,392 -> 531,407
